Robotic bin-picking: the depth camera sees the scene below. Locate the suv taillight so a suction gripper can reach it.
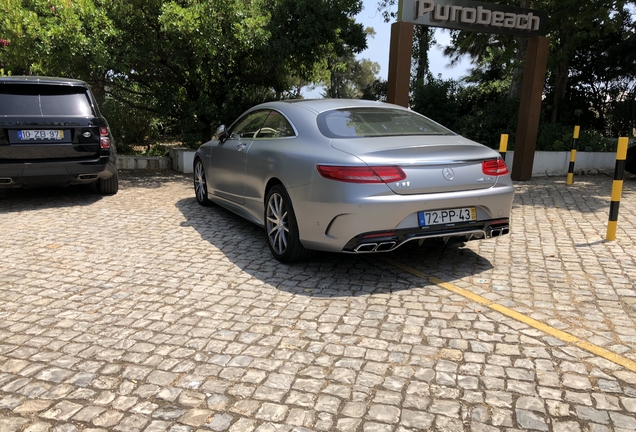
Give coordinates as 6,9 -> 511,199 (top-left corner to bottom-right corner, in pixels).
482,158 -> 508,176
99,126 -> 110,149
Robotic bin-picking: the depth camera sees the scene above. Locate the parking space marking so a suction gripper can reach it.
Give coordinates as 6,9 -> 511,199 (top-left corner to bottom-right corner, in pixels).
381,257 -> 636,373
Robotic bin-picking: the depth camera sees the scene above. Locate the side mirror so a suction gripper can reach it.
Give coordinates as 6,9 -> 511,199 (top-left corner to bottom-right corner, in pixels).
216,125 -> 228,143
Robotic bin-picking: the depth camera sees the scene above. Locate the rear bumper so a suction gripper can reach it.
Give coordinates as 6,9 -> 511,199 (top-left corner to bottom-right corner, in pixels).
0,156 -> 117,188
342,218 -> 510,253
291,180 -> 515,253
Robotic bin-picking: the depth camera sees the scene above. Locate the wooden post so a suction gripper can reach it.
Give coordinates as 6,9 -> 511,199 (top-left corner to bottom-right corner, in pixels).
386,21 -> 413,108
511,36 -> 550,181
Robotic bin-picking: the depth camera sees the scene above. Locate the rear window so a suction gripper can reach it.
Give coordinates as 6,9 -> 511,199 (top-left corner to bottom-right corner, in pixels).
0,84 -> 94,116
317,107 -> 454,138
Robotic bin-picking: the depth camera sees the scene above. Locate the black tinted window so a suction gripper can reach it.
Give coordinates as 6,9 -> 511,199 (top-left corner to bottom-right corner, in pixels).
0,84 -> 94,116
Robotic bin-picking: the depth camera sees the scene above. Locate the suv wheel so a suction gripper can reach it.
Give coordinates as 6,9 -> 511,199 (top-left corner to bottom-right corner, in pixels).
97,172 -> 119,195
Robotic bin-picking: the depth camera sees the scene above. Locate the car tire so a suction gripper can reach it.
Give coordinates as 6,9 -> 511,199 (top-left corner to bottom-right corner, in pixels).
194,158 -> 212,206
97,172 -> 119,195
265,184 -> 313,263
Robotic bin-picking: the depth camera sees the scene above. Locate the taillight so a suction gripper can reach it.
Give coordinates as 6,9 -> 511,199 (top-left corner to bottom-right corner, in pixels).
317,165 -> 406,183
482,158 -> 508,176
99,126 -> 111,149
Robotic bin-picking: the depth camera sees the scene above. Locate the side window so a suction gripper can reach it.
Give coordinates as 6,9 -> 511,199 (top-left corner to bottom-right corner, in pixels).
228,110 -> 270,139
254,111 -> 295,139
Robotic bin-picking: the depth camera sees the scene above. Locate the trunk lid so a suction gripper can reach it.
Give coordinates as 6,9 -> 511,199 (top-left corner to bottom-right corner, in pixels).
0,116 -> 103,162
0,82 -> 104,162
331,135 -> 503,195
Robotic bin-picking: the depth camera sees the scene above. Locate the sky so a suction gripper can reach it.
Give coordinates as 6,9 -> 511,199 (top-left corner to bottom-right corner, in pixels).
303,0 -> 472,98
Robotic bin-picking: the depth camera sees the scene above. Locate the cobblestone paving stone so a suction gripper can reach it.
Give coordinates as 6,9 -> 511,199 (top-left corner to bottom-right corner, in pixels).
0,171 -> 635,432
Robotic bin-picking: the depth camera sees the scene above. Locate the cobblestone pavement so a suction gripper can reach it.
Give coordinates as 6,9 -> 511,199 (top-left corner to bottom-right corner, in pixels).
0,171 -> 635,432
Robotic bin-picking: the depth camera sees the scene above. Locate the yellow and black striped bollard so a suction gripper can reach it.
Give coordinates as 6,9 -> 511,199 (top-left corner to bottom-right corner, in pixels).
499,134 -> 508,161
606,137 -> 629,241
566,126 -> 580,185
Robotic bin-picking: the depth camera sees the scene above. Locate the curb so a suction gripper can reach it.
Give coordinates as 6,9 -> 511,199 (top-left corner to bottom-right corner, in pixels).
117,155 -> 171,171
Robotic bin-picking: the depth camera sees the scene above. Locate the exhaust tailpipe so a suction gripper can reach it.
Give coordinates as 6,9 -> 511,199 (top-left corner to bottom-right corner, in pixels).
78,174 -> 99,180
376,242 -> 397,251
487,225 -> 510,238
353,242 -> 397,253
354,243 -> 378,252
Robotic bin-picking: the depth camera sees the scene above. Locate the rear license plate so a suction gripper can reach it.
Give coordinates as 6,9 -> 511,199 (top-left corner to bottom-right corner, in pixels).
18,130 -> 65,140
419,207 -> 476,227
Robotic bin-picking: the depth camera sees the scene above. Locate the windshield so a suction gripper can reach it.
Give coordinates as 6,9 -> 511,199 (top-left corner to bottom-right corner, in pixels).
317,107 -> 455,138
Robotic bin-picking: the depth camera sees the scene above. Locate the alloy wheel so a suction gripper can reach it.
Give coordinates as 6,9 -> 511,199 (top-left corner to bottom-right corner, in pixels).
194,159 -> 212,206
266,192 -> 289,255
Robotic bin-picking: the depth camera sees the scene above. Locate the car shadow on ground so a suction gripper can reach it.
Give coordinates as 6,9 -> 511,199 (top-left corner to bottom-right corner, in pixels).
175,196 -> 494,298
0,184 -> 104,212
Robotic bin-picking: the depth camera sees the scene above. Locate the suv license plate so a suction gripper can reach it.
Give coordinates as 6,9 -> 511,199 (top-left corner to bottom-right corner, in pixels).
18,130 -> 65,140
419,207 -> 476,227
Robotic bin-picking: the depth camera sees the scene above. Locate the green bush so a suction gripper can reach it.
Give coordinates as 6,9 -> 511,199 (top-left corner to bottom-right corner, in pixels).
536,123 -> 615,152
145,144 -> 169,157
410,74 -> 621,153
455,96 -> 519,149
101,96 -> 162,155
578,130 -> 616,152
535,122 -> 571,151
411,76 -> 461,130
411,76 -> 519,149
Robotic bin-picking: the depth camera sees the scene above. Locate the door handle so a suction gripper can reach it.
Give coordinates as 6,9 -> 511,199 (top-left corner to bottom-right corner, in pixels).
237,143 -> 247,152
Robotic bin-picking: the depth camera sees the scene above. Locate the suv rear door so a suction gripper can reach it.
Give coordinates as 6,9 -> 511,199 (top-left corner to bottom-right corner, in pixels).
0,84 -> 105,162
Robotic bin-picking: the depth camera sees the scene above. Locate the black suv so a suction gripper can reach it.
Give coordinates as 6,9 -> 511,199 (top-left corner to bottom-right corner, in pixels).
0,76 -> 118,194
627,143 -> 636,175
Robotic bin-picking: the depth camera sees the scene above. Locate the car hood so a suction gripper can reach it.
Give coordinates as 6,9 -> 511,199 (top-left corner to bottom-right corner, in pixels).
330,135 -> 505,195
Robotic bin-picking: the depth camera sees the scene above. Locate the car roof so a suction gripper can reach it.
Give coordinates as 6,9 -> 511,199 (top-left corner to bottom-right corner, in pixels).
0,76 -> 89,87
256,98 -> 406,114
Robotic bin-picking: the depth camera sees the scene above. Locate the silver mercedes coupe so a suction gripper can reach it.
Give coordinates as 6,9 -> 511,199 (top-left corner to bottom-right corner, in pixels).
194,99 -> 514,262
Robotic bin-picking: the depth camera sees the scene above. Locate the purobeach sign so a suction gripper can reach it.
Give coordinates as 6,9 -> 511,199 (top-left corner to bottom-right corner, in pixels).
400,0 -> 548,37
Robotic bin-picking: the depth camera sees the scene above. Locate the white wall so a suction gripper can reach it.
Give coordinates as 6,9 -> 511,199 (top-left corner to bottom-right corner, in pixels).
505,151 -> 619,177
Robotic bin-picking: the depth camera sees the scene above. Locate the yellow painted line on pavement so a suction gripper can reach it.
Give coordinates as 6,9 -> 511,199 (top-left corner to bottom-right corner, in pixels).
381,257 -> 636,373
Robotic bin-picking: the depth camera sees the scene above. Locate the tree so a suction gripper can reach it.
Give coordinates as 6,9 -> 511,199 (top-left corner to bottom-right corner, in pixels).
360,78 -> 387,101
321,53 -> 380,98
104,0 -> 368,143
103,0 -> 270,144
0,0 -> 116,96
412,26 -> 435,84
442,0 -> 635,124
315,25 -> 377,98
375,0 -> 435,85
565,8 -> 636,136
543,0 -> 633,123
0,0 -> 368,146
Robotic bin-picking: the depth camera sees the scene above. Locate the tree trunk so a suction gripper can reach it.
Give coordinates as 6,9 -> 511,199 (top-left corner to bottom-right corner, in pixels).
328,59 -> 339,98
508,0 -> 531,99
508,36 -> 528,99
551,55 -> 570,123
413,26 -> 431,84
